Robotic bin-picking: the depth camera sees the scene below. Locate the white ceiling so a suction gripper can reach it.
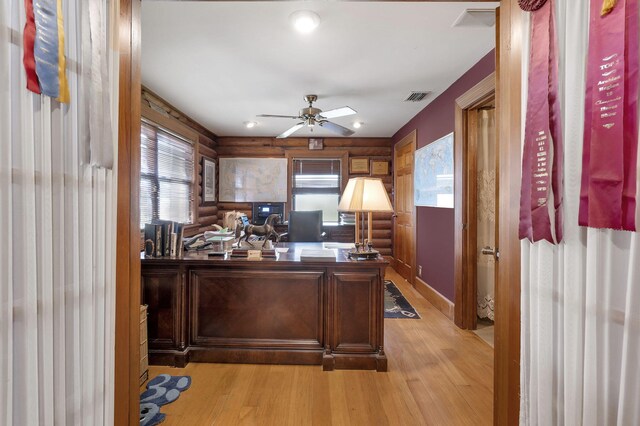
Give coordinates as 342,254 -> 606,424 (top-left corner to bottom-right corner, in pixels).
141,1 -> 497,138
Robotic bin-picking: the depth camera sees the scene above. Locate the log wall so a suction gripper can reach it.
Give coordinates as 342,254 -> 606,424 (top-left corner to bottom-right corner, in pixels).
216,137 -> 394,255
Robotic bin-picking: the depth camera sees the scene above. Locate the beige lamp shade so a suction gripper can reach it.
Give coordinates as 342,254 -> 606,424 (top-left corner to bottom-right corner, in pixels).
338,177 -> 393,212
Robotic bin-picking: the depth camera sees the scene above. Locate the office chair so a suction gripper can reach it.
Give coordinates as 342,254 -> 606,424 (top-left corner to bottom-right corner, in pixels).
284,210 -> 324,242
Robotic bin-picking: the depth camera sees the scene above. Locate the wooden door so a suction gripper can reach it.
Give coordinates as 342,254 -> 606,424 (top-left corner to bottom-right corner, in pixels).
393,131 -> 416,284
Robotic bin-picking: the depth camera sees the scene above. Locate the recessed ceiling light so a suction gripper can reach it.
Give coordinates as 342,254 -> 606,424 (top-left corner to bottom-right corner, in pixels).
289,10 -> 320,34
245,121 -> 257,129
353,122 -> 362,129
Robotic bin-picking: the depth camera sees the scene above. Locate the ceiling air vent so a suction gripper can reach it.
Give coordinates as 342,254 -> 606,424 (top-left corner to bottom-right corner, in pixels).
453,9 -> 496,27
404,91 -> 430,102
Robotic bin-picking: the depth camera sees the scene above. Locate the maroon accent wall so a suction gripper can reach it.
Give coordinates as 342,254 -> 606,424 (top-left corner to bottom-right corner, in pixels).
392,49 -> 495,302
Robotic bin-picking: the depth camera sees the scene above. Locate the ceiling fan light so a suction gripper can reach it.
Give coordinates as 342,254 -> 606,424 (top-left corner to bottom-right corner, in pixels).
244,121 -> 257,128
290,10 -> 320,34
353,121 -> 362,129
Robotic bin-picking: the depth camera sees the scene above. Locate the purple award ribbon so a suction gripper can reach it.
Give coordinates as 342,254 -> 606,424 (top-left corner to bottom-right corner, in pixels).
519,0 -> 565,243
579,0 -> 639,231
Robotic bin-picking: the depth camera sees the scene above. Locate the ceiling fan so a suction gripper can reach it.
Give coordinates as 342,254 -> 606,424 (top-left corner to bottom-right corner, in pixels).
258,95 -> 357,139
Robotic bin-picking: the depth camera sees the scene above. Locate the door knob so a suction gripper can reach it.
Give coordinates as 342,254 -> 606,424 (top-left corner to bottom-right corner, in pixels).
481,246 -> 499,259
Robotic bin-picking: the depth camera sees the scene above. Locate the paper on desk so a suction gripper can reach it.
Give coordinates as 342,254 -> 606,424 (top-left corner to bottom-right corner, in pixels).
323,242 -> 356,249
275,248 -> 289,253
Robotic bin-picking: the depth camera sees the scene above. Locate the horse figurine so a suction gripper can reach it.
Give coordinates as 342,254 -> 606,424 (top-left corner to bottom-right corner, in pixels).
241,213 -> 281,248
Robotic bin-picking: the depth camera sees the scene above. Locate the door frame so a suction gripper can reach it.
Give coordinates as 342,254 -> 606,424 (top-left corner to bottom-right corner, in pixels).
393,130 -> 417,285
115,0 -> 142,424
114,2 -> 524,425
454,73 -> 496,330
494,4 -> 523,424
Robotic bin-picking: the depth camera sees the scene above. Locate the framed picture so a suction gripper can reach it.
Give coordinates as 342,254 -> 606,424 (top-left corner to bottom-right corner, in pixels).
308,138 -> 324,150
350,157 -> 370,174
202,156 -> 216,205
371,160 -> 389,175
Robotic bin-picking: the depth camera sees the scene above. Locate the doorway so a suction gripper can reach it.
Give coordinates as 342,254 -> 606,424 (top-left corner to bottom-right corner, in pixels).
116,4 -> 524,425
473,103 -> 496,346
393,131 -> 416,285
453,73 -> 496,331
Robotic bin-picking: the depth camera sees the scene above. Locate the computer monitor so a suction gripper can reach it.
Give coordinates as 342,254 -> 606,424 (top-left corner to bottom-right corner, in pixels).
252,202 -> 284,224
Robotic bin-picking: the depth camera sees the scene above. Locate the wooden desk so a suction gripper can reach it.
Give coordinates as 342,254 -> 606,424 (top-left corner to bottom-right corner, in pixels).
141,243 -> 388,371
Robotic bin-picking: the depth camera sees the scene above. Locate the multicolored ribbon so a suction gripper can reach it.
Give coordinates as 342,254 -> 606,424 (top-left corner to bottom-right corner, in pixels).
23,0 -> 69,103
23,0 -> 40,94
518,0 -> 564,243
579,0 -> 639,231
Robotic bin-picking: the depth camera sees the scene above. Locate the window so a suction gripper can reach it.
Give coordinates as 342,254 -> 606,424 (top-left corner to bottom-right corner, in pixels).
140,120 -> 195,228
292,158 -> 341,222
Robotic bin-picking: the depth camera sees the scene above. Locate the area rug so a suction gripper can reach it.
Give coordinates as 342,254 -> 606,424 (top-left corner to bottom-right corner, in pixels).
384,280 -> 420,319
140,374 -> 191,426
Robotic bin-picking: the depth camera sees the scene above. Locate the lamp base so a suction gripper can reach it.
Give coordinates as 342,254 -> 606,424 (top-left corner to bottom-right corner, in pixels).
347,249 -> 380,261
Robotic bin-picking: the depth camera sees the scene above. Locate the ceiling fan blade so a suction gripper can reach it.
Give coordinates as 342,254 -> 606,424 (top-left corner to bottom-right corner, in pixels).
276,123 -> 305,139
257,114 -> 300,119
318,106 -> 356,119
319,120 -> 355,137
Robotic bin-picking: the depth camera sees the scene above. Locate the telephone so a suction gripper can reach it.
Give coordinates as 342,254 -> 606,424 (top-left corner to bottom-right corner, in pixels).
183,233 -> 212,251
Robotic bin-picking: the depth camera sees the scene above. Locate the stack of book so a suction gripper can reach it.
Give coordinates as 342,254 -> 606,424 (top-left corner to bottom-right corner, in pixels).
230,248 -> 249,257
143,220 -> 185,257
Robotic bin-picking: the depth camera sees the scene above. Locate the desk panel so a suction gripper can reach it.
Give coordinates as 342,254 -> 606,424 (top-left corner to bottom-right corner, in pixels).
190,269 -> 324,345
141,243 -> 387,371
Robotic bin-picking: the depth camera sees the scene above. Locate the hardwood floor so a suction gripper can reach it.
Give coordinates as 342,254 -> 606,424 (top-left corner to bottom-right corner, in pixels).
146,268 -> 493,425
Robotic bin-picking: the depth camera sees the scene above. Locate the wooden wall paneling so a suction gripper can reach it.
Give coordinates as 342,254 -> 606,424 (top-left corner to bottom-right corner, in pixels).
199,134 -> 216,150
199,143 -> 217,159
115,0 -> 141,424
495,2 -> 522,425
216,137 -> 392,148
215,144 -> 391,158
215,146 -> 286,157
216,138 -> 393,253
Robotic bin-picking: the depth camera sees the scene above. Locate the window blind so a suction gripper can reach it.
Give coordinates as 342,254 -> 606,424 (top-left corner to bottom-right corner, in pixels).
140,121 -> 195,228
292,158 -> 341,222
292,158 -> 341,191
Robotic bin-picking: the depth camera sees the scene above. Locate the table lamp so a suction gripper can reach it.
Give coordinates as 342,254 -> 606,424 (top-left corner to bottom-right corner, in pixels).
338,177 -> 394,259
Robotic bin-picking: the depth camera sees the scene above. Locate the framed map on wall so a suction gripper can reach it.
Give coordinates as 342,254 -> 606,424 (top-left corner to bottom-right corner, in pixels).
219,157 -> 288,202
414,132 -> 454,208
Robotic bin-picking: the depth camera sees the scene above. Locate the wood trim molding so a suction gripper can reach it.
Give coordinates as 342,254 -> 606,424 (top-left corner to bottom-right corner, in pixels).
415,277 -> 454,321
141,103 -> 200,144
495,3 -> 522,425
453,73 -> 495,330
115,0 -> 141,424
394,129 -> 416,151
456,73 -> 496,109
285,149 -> 349,221
142,85 -> 218,141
